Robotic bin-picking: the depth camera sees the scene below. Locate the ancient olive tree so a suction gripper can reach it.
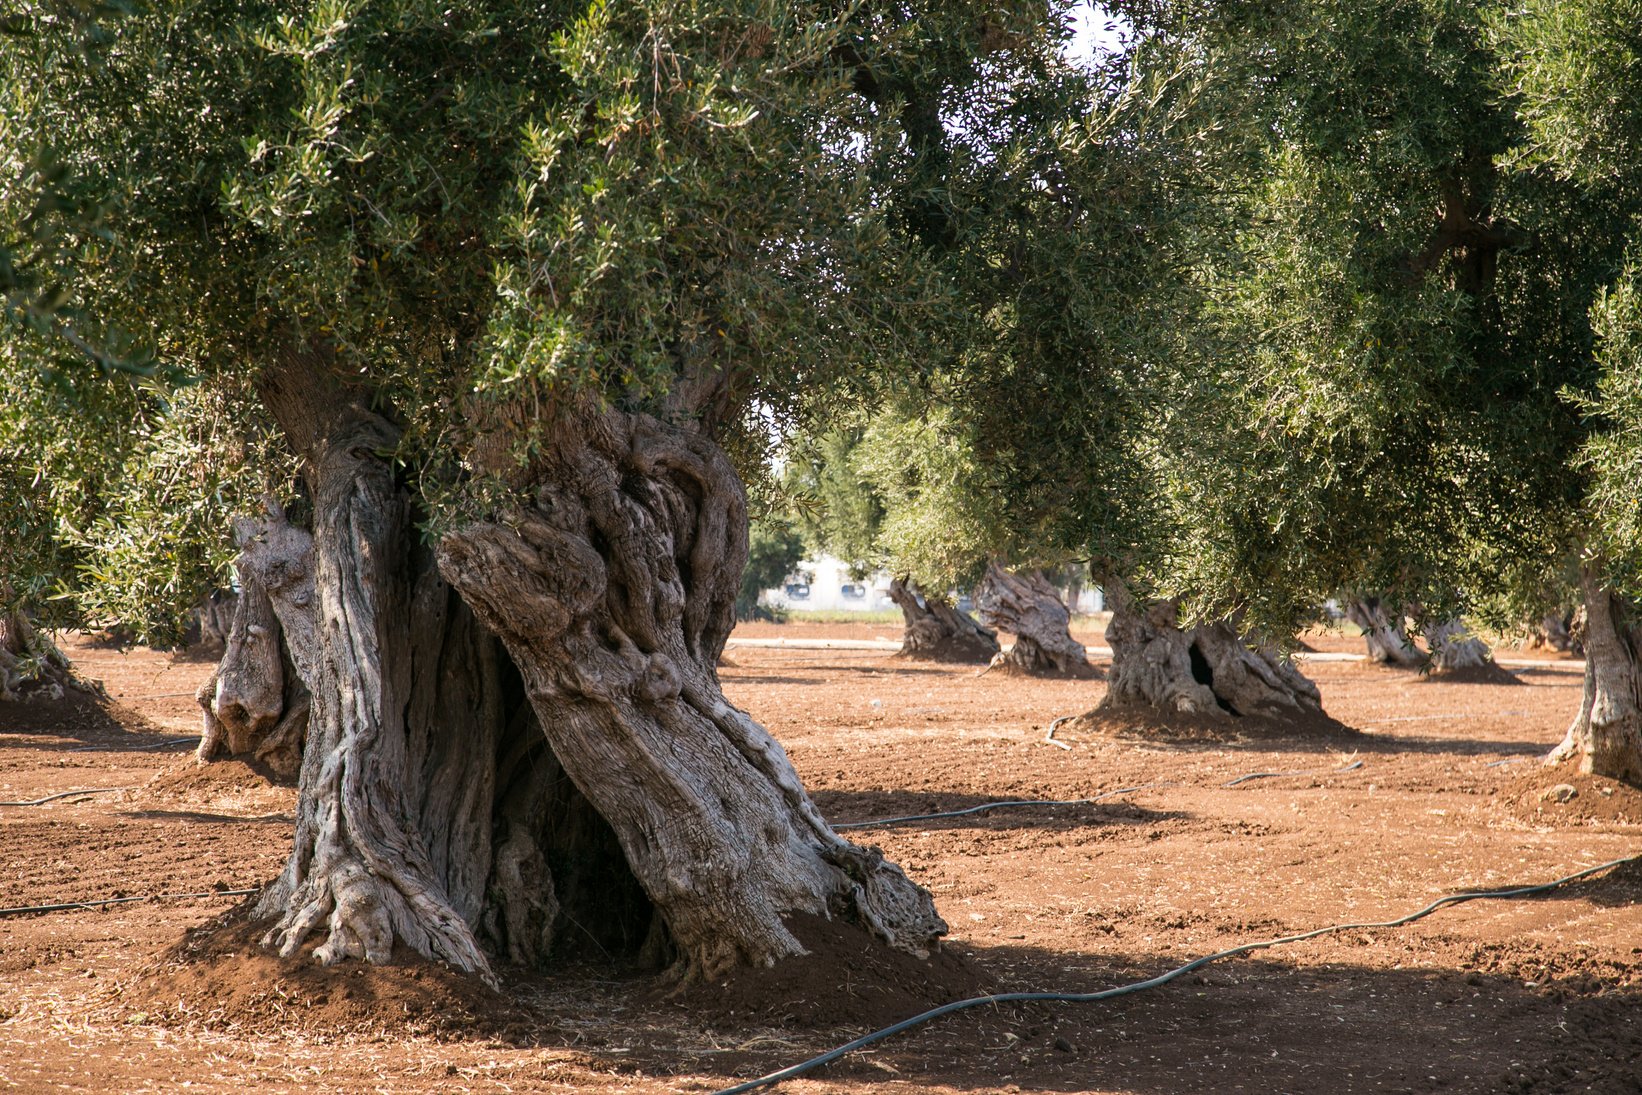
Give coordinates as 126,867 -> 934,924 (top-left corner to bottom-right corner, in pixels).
783,424 -> 1003,665
1507,0 -> 1642,782
1116,0 -> 1631,725
3,1 -> 1106,979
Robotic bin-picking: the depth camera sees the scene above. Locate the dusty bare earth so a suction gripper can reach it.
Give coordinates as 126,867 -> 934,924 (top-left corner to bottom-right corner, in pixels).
1,623 -> 1638,1094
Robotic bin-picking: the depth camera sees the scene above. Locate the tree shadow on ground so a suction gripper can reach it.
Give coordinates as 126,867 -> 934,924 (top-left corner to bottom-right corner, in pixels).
118,809 -> 293,825
129,863 -> 1642,1094
0,691 -> 180,750
811,788 -> 1187,833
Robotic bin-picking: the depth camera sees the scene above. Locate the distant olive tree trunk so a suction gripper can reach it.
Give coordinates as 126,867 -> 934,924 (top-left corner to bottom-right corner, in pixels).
1548,571 -> 1642,784
0,598 -> 82,702
974,563 -> 1093,678
887,576 -> 999,664
1345,597 -> 1425,667
1099,586 -> 1322,720
1423,617 -> 1493,672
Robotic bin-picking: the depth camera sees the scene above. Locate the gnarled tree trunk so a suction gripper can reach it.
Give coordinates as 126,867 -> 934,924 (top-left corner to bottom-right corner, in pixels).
974,563 -> 1094,678
1099,588 -> 1322,720
438,406 -> 946,981
245,367 -> 653,980
0,601 -> 84,702
1548,571 -> 1642,784
1345,597 -> 1425,667
197,534 -> 307,778
886,576 -> 999,664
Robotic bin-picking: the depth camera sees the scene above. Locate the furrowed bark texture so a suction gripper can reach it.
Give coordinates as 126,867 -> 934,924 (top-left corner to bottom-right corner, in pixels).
1424,618 -> 1493,672
1345,598 -> 1425,667
887,577 -> 999,664
1548,572 -> 1642,784
245,410 -> 649,980
1099,590 -> 1322,719
438,408 -> 946,980
197,539 -> 307,778
974,563 -> 1094,678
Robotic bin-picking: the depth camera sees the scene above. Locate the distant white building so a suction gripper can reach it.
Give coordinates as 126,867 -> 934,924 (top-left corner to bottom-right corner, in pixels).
762,554 -> 896,613
762,553 -> 1104,615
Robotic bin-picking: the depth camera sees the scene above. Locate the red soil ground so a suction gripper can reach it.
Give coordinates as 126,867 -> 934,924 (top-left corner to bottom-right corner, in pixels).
0,624 -> 1637,1094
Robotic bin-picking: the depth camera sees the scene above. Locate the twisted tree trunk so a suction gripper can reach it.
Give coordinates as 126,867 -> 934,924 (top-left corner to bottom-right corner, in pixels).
886,577 -> 999,664
974,563 -> 1094,678
244,360 -> 653,980
1099,588 -> 1322,720
438,406 -> 946,981
1548,571 -> 1642,784
1345,597 -> 1425,667
196,534 -> 307,778
0,602 -> 83,702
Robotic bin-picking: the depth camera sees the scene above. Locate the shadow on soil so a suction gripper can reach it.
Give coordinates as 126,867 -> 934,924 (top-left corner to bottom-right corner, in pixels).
132,863 -> 1642,1095
814,789 -> 1186,833
0,691 -> 176,750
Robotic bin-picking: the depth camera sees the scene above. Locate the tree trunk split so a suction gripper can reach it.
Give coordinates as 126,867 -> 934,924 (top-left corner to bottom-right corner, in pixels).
1548,571 -> 1642,784
438,407 -> 945,980
1345,598 -> 1425,667
236,411 -> 656,985
974,563 -> 1094,678
887,577 -> 999,665
1098,590 -> 1322,720
1423,618 -> 1494,673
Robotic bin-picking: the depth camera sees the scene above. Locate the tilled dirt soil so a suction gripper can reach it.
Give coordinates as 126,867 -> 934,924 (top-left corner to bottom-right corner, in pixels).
1,625 -> 1637,1094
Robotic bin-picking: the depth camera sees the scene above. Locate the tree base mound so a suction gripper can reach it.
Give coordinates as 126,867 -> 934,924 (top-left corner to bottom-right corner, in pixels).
895,641 -> 997,665
130,755 -> 298,810
135,907 -> 991,1044
666,914 -> 990,1031
134,908 -> 502,1040
1062,703 -> 1359,745
1426,662 -> 1525,687
1499,768 -> 1642,826
981,656 -> 1103,680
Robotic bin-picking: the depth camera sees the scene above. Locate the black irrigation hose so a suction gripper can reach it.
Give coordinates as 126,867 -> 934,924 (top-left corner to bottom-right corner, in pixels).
833,782 -> 1176,831
69,737 -> 199,753
0,887 -> 259,918
0,786 -> 132,806
709,853 -> 1642,1095
1222,758 -> 1364,787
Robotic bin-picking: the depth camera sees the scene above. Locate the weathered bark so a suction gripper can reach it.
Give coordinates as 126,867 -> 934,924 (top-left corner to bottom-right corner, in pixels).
1424,617 -> 1493,672
1345,597 -> 1425,667
1099,589 -> 1322,720
887,577 -> 1000,664
245,397 -> 651,981
197,537 -> 306,778
438,406 -> 946,981
974,563 -> 1094,678
195,589 -> 237,650
0,603 -> 83,701
1548,572 -> 1642,784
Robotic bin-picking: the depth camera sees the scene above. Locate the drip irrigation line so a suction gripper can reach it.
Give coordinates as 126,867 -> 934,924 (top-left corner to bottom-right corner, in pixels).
709,854 -> 1642,1095
0,887 -> 258,918
70,737 -> 199,753
1222,759 -> 1364,787
0,786 -> 132,806
833,782 -> 1175,831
